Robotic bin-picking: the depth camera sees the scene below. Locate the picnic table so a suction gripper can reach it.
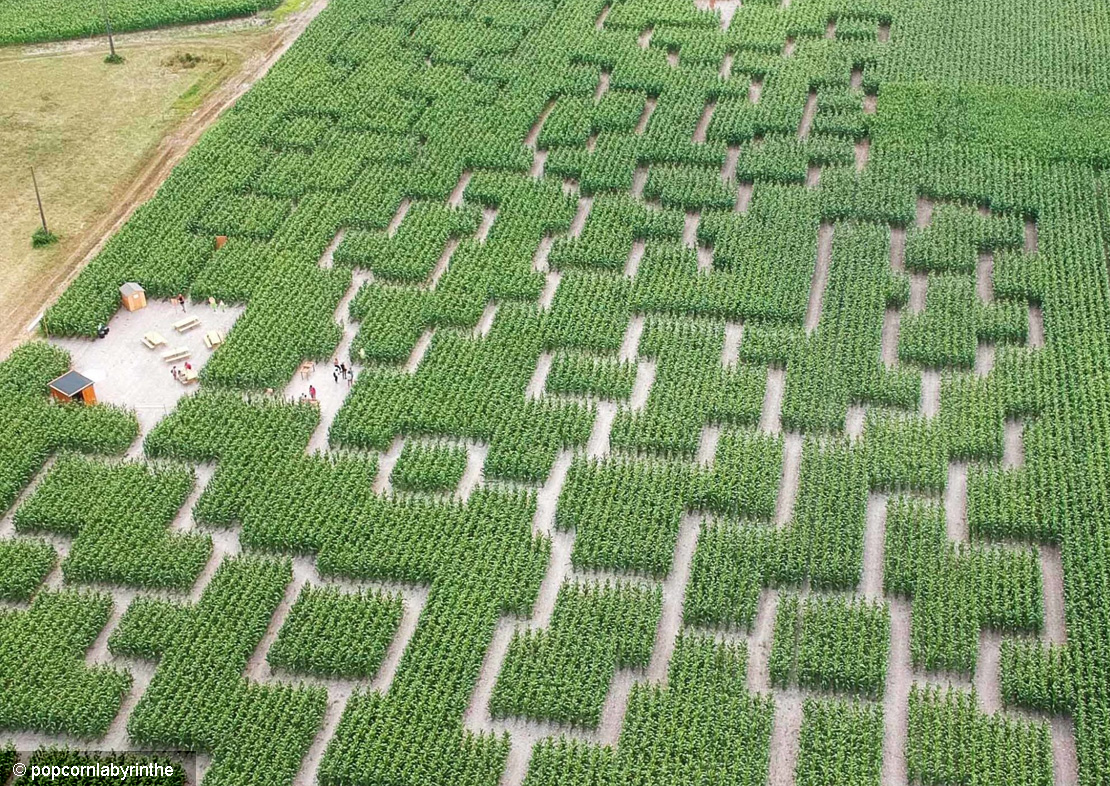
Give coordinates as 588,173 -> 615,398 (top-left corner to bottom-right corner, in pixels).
142,331 -> 167,349
204,330 -> 224,349
163,347 -> 191,363
299,361 -> 314,380
182,368 -> 199,384
174,316 -> 201,333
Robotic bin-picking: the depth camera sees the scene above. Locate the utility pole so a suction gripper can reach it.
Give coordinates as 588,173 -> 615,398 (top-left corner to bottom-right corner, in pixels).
101,0 -> 118,62
31,167 -> 48,235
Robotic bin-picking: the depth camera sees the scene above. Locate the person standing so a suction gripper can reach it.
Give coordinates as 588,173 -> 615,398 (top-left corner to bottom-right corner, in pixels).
178,294 -> 187,312
333,360 -> 340,383
309,385 -> 317,400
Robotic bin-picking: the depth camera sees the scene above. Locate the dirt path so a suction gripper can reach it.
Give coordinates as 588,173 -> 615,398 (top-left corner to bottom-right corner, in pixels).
294,683 -> 353,786
846,405 -> 866,441
372,437 -> 405,495
796,91 -> 817,139
2,0 -> 329,356
890,225 -> 906,271
683,212 -> 700,248
721,322 -> 743,367
1040,546 -> 1068,645
646,515 -> 700,684
746,589 -> 778,694
735,181 -> 754,213
760,368 -> 784,434
881,310 -> 900,367
1024,217 -> 1039,255
975,343 -> 996,377
1052,717 -> 1079,786
1001,419 -> 1024,469
977,250 -> 994,304
619,314 -> 646,363
767,691 -> 804,786
861,493 -> 887,598
882,228 -> 905,367
920,371 -> 940,418
974,632 -> 1003,713
718,53 -> 734,79
587,402 -> 617,458
774,435 -> 802,527
0,15 -> 267,62
855,138 -> 871,171
635,98 -> 657,135
749,76 -> 763,103
295,265 -> 370,455
693,102 -> 716,144
404,330 -> 434,373
629,359 -> 655,411
944,462 -> 969,543
908,274 -> 928,313
882,598 -> 912,786
804,222 -> 833,333
1029,306 -> 1046,347
570,196 -> 594,238
720,146 -> 740,182
697,425 -> 721,466
624,239 -> 647,277
527,353 -> 554,400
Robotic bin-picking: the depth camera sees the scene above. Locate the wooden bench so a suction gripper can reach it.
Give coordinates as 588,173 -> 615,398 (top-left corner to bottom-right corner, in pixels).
142,331 -> 167,349
203,330 -> 224,350
173,316 -> 201,333
162,347 -> 191,363
182,368 -> 199,384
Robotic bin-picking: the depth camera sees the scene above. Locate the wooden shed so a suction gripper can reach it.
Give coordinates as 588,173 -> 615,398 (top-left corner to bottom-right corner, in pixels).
48,371 -> 97,405
120,282 -> 147,312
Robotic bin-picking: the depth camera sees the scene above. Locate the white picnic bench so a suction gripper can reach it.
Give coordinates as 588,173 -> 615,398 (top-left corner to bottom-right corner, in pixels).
162,347 -> 191,363
142,331 -> 167,349
204,330 -> 224,349
174,316 -> 201,333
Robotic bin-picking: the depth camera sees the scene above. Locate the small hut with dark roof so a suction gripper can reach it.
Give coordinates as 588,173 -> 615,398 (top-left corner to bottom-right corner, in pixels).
48,370 -> 96,405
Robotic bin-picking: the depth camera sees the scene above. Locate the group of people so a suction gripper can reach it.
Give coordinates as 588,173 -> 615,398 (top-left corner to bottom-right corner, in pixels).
296,358 -> 356,404
333,360 -> 354,387
170,363 -> 193,382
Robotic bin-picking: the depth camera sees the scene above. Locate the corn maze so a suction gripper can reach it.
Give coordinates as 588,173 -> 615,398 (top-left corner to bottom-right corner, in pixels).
3,0 -> 1110,784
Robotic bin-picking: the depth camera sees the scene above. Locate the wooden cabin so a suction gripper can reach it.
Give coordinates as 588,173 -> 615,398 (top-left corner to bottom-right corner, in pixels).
120,282 -> 147,312
48,371 -> 97,406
